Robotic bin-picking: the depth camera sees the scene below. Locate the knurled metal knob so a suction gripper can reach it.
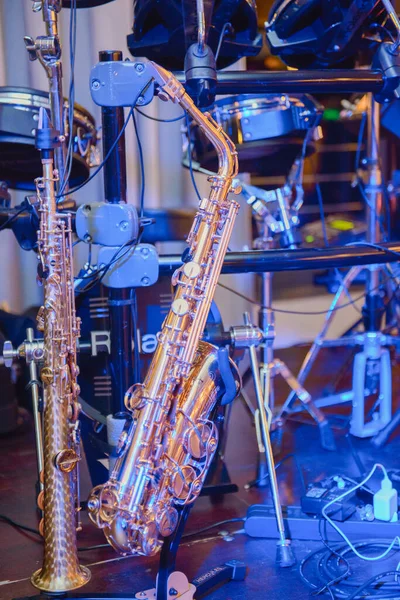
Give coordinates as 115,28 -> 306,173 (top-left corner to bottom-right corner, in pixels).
3,340 -> 16,368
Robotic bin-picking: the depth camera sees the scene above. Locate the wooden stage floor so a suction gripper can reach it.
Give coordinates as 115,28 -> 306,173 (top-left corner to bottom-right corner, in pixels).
1,346 -> 400,600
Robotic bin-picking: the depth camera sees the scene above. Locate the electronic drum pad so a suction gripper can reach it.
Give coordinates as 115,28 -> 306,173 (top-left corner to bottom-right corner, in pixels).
127,0 -> 262,70
266,0 -> 389,68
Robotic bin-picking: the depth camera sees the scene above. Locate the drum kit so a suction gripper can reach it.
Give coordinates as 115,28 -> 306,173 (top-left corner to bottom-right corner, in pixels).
3,0 -> 400,597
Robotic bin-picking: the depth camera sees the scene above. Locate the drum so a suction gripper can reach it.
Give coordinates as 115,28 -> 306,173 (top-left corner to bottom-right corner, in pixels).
266,0 -> 385,69
0,87 -> 99,190
184,94 -> 322,177
62,0 -> 115,6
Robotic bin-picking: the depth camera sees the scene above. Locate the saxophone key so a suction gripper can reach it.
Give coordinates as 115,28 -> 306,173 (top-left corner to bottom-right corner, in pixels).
171,298 -> 190,316
169,464 -> 196,501
37,489 -> 45,511
183,422 -> 218,460
40,366 -> 53,385
156,506 -> 178,537
54,448 -> 79,473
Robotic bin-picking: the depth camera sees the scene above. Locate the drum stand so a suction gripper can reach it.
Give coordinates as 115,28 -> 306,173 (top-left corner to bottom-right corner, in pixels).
239,179 -> 336,469
279,94 -> 399,439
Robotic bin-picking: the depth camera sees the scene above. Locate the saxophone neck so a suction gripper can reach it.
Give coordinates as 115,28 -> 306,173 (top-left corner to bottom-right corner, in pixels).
149,62 -> 238,182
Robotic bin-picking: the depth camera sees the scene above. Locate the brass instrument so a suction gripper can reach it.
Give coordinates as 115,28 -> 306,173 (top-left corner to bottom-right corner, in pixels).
88,63 -> 241,556
32,108 -> 90,592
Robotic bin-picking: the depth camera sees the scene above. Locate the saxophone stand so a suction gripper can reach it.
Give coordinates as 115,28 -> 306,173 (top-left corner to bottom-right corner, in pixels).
278,94 -> 399,439
238,180 -> 335,488
134,506 -> 246,600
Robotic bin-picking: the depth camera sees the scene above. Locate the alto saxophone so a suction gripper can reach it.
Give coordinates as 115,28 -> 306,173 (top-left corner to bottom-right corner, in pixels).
32,109 -> 90,592
88,63 -> 241,556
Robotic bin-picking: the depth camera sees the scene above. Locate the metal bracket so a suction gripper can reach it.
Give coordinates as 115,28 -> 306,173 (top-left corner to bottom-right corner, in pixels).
90,58 -> 190,108
76,202 -> 140,246
90,61 -> 156,107
99,243 -> 159,289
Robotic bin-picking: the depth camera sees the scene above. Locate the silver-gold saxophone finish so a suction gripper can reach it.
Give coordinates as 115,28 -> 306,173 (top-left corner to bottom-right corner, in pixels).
31,142 -> 90,591
88,62 -> 241,557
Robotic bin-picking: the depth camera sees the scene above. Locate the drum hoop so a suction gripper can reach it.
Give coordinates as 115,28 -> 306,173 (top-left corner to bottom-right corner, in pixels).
212,93 -> 321,117
0,87 -> 96,127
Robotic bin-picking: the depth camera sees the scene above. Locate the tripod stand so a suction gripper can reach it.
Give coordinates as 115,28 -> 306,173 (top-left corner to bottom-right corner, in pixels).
239,179 -> 336,461
279,94 -> 399,438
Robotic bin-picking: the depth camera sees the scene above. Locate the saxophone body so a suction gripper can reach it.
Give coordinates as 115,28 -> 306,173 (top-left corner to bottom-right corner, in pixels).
88,63 -> 241,556
32,119 -> 90,592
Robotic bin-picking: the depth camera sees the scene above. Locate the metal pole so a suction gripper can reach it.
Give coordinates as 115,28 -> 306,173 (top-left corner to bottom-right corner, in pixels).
245,313 -> 294,566
100,50 -> 134,415
366,94 -> 382,296
260,272 -> 274,409
175,69 -> 385,95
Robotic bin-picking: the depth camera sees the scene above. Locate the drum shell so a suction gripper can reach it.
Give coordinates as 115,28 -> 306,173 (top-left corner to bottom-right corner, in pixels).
0,87 -> 98,190
185,94 -> 322,177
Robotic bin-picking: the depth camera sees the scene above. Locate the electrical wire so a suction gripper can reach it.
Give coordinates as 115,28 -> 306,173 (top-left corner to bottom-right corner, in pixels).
135,107 -> 185,123
217,280 -> 381,317
0,206 -> 27,232
57,82 -> 151,200
215,22 -> 232,63
132,111 -> 145,218
181,517 -> 245,539
346,241 -> 400,260
185,112 -> 202,202
321,464 -> 400,562
0,513 -> 41,536
74,240 -> 134,296
59,0 -> 77,196
245,452 -> 306,493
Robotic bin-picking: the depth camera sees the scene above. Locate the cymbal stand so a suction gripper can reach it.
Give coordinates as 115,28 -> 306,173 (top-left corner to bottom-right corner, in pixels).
24,0 -> 68,193
239,176 -> 336,464
279,94 -> 400,438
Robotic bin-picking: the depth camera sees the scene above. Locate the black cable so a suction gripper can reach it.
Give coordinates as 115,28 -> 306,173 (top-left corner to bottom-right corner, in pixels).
59,0 -> 77,196
0,206 -> 27,232
300,539 -> 400,599
354,111 -> 367,174
346,571 -> 400,600
74,241 -> 134,296
181,517 -> 245,539
132,112 -> 145,218
78,543 -> 109,552
215,22 -> 232,64
346,241 -> 400,260
57,82 -> 152,199
185,112 -> 202,202
217,281 -> 374,316
135,107 -> 185,123
0,513 -> 41,536
245,453 -> 307,494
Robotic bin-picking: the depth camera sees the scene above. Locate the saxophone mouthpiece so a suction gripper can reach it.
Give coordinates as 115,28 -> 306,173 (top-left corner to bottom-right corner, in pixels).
35,107 -> 60,152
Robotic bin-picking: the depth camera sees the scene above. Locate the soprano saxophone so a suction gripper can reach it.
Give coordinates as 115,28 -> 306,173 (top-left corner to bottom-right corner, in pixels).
32,108 -> 90,592
88,63 -> 241,556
